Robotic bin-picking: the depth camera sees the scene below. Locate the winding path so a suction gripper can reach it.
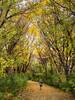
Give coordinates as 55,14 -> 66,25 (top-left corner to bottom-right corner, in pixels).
16,81 -> 75,100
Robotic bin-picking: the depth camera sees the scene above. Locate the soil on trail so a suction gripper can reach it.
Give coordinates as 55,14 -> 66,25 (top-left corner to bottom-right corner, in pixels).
16,81 -> 75,100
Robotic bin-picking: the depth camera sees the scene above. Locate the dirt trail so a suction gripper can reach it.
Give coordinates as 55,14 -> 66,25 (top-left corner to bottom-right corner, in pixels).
16,80 -> 75,100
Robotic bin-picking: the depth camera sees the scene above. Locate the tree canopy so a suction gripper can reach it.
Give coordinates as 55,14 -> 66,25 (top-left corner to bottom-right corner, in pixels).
0,0 -> 75,79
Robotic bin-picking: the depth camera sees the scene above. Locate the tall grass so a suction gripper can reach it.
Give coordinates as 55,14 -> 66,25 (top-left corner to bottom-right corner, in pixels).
0,73 -> 28,99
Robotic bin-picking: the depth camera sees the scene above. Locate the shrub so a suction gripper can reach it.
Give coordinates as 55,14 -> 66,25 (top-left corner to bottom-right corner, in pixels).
68,73 -> 75,95
0,73 -> 27,97
0,92 -> 4,100
43,71 -> 60,87
41,70 -> 75,95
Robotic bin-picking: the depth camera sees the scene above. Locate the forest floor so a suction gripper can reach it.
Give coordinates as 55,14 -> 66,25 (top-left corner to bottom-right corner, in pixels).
13,80 -> 75,100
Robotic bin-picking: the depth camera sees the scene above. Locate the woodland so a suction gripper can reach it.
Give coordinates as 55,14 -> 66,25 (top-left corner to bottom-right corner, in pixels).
0,0 -> 75,99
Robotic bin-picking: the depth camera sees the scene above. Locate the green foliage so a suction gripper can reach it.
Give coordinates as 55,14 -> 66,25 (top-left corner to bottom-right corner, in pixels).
45,72 -> 75,95
0,0 -> 75,97
58,73 -> 75,94
0,92 -> 4,100
0,73 -> 27,98
42,70 -> 60,87
68,73 -> 75,95
58,81 -> 71,92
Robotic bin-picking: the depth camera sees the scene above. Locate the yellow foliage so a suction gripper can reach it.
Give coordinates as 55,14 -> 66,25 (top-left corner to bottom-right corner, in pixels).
42,0 -> 49,5
28,24 -> 40,36
35,8 -> 43,15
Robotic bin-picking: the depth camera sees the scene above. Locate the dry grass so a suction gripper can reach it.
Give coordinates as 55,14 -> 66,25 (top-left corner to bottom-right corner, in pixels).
14,81 -> 75,100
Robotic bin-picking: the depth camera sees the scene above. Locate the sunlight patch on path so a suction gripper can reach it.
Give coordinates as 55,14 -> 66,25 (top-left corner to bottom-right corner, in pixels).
15,80 -> 75,100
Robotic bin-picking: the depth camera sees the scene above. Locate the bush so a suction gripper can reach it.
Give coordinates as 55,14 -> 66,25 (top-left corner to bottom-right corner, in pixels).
51,73 -> 75,95
0,73 -> 27,97
41,71 -> 75,95
43,71 -> 60,87
68,73 -> 75,95
0,92 -> 4,100
58,81 -> 70,91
